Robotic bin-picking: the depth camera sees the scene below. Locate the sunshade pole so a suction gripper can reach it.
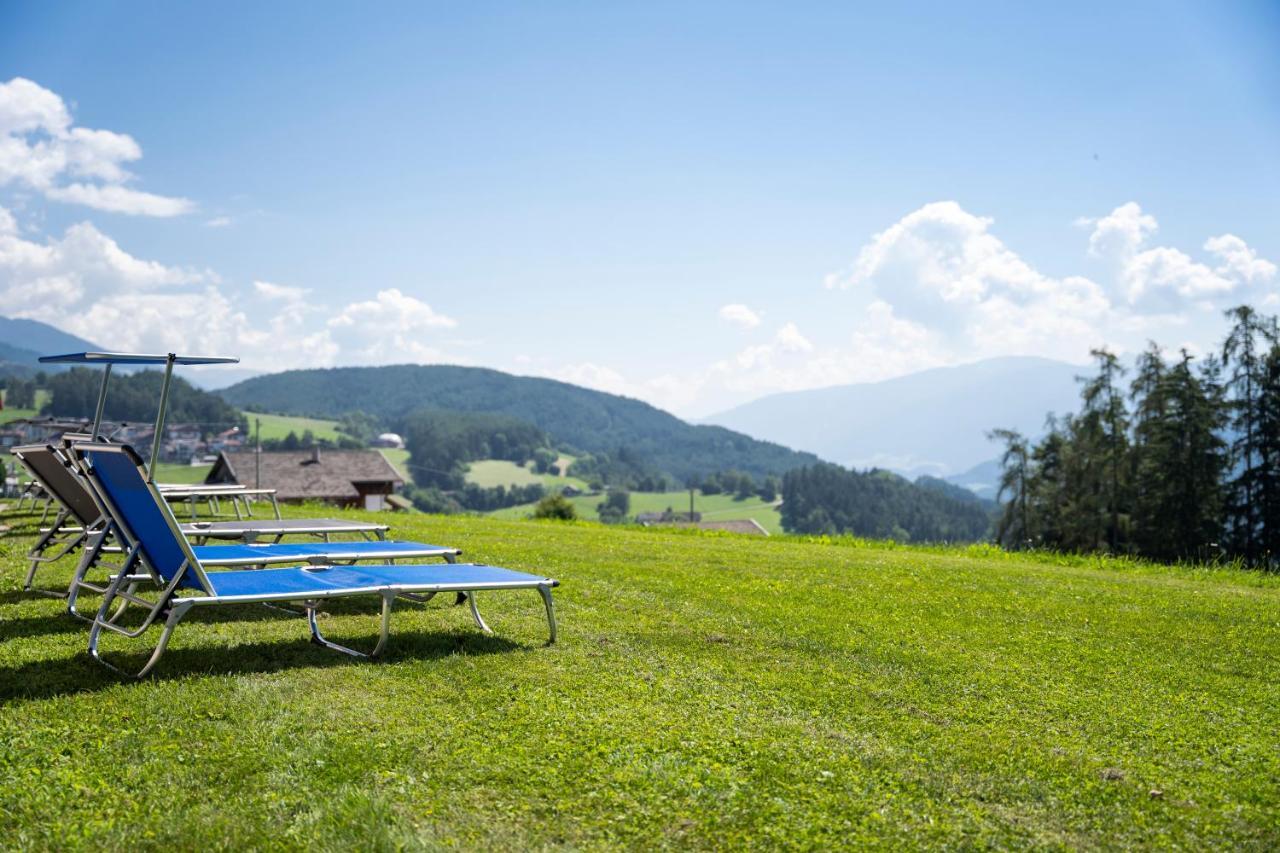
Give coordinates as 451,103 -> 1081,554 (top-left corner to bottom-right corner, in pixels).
148,354 -> 177,481
91,363 -> 113,440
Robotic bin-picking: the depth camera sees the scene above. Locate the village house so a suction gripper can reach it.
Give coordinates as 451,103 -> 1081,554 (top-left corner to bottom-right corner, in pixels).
205,446 -> 404,510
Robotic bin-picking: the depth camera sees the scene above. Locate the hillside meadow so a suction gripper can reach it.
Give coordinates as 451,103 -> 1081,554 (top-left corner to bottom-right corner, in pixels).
490,488 -> 784,534
465,457 -> 589,492
245,411 -> 343,443
0,505 -> 1277,848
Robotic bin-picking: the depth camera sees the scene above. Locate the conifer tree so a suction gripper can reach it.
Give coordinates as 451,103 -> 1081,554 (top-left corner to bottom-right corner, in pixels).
1027,415 -> 1069,549
989,428 -> 1031,548
1255,343 -> 1280,567
1076,349 -> 1130,552
1221,305 -> 1277,561
1130,349 -> 1225,560
1129,344 -> 1169,557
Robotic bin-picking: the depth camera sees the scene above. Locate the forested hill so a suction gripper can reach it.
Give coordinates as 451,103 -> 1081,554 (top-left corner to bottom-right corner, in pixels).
220,364 -> 821,481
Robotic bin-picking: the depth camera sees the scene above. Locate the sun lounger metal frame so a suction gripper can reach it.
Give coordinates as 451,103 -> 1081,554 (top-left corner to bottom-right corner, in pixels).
72,442 -> 557,678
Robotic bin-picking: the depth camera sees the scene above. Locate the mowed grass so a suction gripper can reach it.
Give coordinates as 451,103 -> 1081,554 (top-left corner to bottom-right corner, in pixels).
0,507 -> 1278,848
466,458 -> 589,491
244,411 -> 342,442
492,489 -> 784,533
150,462 -> 214,485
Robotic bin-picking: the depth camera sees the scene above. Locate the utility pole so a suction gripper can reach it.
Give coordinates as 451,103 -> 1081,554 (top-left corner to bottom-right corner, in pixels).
255,417 -> 261,489
689,486 -> 695,521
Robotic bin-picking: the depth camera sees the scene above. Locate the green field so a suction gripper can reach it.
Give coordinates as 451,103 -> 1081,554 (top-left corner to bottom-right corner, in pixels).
1,507 -> 1277,847
465,457 -> 589,491
378,448 -> 411,481
150,462 -> 214,485
0,388 -> 50,425
244,411 -> 342,443
491,488 -> 783,533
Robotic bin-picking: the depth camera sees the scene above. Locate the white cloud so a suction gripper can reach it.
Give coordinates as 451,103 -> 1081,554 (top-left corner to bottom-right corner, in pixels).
826,200 -> 1111,362
327,287 -> 458,364
253,280 -> 310,302
774,322 -> 812,353
0,77 -> 70,136
0,207 -> 339,370
616,201 -> 1277,418
548,362 -> 635,397
0,77 -> 193,216
718,303 -> 762,329
1206,233 -> 1277,284
44,183 -> 194,217
205,216 -> 233,228
1081,201 -> 1157,259
0,203 -> 476,374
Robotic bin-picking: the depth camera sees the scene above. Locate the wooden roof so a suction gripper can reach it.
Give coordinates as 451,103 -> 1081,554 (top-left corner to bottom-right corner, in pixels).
208,449 -> 403,501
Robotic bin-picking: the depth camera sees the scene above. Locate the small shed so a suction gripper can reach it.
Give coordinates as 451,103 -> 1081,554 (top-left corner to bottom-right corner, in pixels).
206,447 -> 404,510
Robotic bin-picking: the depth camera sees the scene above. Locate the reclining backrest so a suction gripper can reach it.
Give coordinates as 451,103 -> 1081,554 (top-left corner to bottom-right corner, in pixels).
73,443 -> 211,593
11,444 -> 102,527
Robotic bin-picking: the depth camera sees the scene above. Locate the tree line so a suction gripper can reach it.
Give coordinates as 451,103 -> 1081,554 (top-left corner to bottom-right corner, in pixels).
1,376 -> 39,409
991,305 -> 1280,567
780,463 -> 993,542
403,408 -> 551,491
43,368 -> 246,431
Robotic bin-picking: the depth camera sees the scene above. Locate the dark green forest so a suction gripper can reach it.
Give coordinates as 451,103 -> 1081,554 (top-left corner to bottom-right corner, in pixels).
220,364 -> 820,481
781,463 -> 994,542
991,305 -> 1280,567
402,408 -> 550,490
43,368 -> 245,431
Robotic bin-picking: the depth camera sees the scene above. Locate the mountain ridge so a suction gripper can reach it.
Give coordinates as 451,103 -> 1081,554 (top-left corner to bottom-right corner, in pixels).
219,363 -> 824,482
704,356 -> 1086,481
0,316 -> 102,377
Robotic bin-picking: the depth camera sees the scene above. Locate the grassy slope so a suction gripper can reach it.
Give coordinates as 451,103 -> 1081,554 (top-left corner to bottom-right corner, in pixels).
465,458 -> 589,492
378,448 -> 411,481
150,462 -> 214,485
0,508 -> 1277,848
0,389 -> 50,425
491,489 -> 784,533
245,412 -> 342,442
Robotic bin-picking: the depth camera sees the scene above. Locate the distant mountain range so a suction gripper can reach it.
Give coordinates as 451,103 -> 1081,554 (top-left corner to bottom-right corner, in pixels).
0,316 -> 101,377
220,364 -> 823,482
3,315 -> 1084,499
704,357 -> 1086,489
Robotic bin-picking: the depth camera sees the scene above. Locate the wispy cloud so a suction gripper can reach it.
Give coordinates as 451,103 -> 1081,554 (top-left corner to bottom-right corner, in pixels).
718,303 -> 762,329
0,77 -> 194,217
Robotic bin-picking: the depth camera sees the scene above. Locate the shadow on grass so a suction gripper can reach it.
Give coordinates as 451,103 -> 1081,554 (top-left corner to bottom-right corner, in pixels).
0,627 -> 525,704
0,592 -> 474,641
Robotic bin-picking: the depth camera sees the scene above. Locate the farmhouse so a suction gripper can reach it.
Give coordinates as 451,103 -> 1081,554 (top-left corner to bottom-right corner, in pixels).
205,447 -> 404,510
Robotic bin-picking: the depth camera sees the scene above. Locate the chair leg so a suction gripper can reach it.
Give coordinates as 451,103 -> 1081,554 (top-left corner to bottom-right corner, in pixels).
65,528 -> 111,615
89,586 -> 191,679
306,593 -> 395,658
539,586 -> 558,644
467,591 -> 493,634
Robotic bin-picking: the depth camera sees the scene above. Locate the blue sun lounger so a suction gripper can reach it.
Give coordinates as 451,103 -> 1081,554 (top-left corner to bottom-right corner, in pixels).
11,442 -> 449,616
72,442 -> 558,677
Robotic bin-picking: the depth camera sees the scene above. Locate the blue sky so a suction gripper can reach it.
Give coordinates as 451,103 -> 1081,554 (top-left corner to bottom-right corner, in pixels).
1,1 -> 1277,416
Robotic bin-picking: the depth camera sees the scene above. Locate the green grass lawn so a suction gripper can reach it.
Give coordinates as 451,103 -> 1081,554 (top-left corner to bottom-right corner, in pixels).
491,488 -> 783,533
244,411 -> 342,443
0,507 -> 1278,848
150,462 -> 214,485
466,457 -> 589,492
